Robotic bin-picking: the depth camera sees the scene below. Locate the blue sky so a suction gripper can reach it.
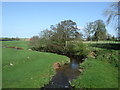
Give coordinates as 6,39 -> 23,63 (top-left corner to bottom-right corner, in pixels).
2,2 -> 117,38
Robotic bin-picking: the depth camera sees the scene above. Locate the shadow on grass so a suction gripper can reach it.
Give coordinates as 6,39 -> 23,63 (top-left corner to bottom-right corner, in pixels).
90,43 -> 120,50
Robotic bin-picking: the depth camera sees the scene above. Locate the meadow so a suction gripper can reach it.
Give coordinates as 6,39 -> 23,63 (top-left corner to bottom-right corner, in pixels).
71,42 -> 119,88
2,41 -> 29,49
2,40 -> 119,88
2,41 -> 69,88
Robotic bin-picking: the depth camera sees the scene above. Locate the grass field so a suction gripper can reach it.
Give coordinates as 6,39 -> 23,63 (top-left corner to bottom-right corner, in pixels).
2,41 -> 29,49
2,40 -> 119,88
2,41 -> 69,88
71,58 -> 118,88
71,42 -> 119,88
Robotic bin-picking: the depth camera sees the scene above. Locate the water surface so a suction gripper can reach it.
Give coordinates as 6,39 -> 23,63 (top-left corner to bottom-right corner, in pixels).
44,58 -> 81,88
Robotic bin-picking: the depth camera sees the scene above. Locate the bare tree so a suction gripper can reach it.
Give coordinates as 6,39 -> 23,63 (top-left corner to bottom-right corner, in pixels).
103,2 -> 120,40
104,2 -> 119,25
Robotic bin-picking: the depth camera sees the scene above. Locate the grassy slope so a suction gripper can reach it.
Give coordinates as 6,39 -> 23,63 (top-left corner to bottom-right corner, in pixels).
71,42 -> 119,88
72,58 -> 118,88
2,41 -> 69,88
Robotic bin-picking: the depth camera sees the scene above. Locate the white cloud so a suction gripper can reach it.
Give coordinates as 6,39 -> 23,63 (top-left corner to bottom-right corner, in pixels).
77,26 -> 84,30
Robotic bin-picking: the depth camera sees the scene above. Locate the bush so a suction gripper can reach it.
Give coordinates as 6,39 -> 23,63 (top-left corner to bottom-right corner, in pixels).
29,35 -> 89,59
64,41 -> 89,59
109,54 -> 118,67
29,36 -> 65,54
95,50 -> 118,67
74,42 -> 89,58
64,41 -> 76,55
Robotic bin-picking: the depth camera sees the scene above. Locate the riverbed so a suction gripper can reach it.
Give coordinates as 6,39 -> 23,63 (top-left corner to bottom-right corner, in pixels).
43,58 -> 82,88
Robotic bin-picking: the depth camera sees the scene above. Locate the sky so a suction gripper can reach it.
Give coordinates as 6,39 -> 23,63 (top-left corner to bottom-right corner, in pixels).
2,2 -> 117,38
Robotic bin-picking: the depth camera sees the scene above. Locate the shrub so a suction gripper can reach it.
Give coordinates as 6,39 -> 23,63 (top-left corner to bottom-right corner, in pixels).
74,42 -> 89,58
65,41 -> 76,55
94,50 -> 118,67
65,41 -> 89,58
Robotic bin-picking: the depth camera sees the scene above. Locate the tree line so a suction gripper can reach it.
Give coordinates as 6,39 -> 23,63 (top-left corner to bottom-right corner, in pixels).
84,19 -> 117,41
0,37 -> 20,41
29,19 -> 118,58
30,20 -> 89,58
29,2 -> 119,58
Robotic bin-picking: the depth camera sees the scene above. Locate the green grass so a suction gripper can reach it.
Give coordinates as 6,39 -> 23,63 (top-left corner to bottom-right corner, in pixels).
2,41 -> 69,88
83,41 -> 120,44
2,41 -> 119,88
71,42 -> 119,88
2,41 -> 29,49
71,58 -> 118,88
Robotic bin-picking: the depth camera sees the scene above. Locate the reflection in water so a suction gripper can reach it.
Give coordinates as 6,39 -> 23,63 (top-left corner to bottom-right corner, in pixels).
71,59 -> 79,69
44,59 -> 81,88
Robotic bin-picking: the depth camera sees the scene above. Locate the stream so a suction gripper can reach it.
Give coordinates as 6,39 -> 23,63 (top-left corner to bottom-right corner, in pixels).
43,58 -> 82,88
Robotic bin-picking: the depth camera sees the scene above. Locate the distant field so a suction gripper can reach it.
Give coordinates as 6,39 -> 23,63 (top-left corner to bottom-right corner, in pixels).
2,41 -> 69,88
83,41 -> 120,44
2,41 -> 29,49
